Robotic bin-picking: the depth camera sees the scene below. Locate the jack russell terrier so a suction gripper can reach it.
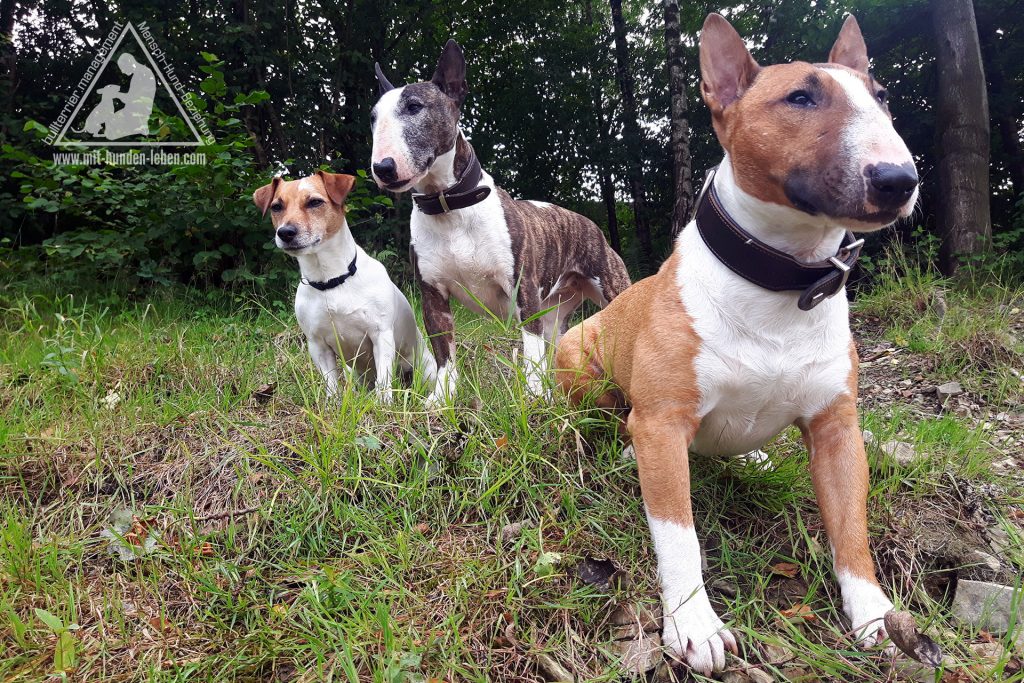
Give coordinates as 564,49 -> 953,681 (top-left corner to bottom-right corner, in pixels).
253,171 -> 437,402
370,40 -> 631,405
556,15 -> 919,674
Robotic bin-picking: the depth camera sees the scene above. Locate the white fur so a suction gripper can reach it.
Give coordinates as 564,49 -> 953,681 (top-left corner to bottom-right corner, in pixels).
369,88 -> 419,189
527,200 -> 552,208
411,139 -> 516,320
426,362 -> 457,407
824,67 -> 918,214
522,329 -> 547,395
677,163 -> 855,457
837,570 -> 894,647
291,221 -> 436,402
660,156 -> 894,672
648,516 -> 736,675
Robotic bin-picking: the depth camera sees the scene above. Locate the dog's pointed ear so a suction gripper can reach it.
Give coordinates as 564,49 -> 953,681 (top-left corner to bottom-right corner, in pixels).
828,15 -> 870,74
253,177 -> 281,218
699,13 -> 760,116
375,62 -> 395,96
431,39 -> 467,106
316,171 -> 356,208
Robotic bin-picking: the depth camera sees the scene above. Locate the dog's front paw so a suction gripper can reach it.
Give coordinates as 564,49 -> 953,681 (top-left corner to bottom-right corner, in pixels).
662,594 -> 737,675
839,572 -> 894,648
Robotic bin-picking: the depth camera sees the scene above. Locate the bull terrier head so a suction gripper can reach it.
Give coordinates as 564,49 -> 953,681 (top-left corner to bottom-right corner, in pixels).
253,172 -> 356,255
700,14 -> 918,231
370,40 -> 466,193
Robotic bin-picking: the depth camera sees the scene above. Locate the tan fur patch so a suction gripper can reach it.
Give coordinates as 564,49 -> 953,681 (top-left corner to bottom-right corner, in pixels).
796,342 -> 878,583
253,173 -> 355,242
556,251 -> 703,525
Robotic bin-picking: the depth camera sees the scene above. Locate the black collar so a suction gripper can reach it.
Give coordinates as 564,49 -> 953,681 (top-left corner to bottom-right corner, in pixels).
412,151 -> 491,215
694,168 -> 864,311
302,253 -> 357,291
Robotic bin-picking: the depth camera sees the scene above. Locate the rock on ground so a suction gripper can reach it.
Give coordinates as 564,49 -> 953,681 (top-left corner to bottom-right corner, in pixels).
952,579 -> 1024,648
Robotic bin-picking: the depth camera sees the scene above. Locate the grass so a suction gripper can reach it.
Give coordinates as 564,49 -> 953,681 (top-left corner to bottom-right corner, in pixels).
0,267 -> 1022,682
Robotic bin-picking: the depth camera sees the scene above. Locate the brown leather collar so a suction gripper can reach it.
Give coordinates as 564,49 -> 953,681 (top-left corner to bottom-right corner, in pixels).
695,168 -> 864,311
412,151 -> 491,215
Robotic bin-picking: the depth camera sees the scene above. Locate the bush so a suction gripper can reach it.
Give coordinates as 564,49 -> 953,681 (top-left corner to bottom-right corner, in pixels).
0,53 -> 397,298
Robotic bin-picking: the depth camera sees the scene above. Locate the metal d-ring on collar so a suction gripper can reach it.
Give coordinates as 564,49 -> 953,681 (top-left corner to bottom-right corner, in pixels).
411,151 -> 492,215
300,253 -> 358,291
694,166 -> 865,311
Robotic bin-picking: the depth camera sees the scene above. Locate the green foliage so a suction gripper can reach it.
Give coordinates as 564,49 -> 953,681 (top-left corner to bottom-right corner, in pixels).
1,51 -> 399,295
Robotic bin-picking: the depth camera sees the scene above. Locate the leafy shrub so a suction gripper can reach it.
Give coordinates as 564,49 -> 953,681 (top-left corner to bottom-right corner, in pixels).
0,54 -> 398,298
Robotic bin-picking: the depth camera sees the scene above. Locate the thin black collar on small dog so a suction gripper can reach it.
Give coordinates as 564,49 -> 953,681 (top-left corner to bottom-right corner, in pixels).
301,253 -> 358,291
412,151 -> 491,215
694,166 -> 864,311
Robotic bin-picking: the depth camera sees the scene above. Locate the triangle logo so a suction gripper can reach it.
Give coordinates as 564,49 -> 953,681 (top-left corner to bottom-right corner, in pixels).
52,22 -> 210,147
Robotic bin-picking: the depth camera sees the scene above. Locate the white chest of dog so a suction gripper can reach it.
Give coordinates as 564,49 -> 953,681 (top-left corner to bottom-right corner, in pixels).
409,170 -> 514,318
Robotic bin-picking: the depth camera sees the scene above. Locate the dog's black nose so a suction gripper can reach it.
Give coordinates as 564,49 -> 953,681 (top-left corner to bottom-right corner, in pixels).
277,225 -> 298,243
868,163 -> 918,206
372,157 -> 398,183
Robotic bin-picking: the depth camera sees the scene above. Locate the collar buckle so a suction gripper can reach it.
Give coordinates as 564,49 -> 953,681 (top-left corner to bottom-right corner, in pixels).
827,237 -> 864,293
438,192 -> 451,213
827,255 -> 852,292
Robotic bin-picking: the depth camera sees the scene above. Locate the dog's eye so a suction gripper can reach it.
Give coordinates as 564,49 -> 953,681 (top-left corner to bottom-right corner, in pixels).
406,100 -> 423,115
271,202 -> 283,213
307,198 -> 325,209
369,111 -> 377,125
786,90 -> 816,107
875,89 -> 888,104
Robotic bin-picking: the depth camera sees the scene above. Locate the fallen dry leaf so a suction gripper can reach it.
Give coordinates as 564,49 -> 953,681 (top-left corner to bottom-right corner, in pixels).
494,435 -> 508,449
779,604 -> 817,622
884,610 -> 943,668
251,382 -> 276,403
770,562 -> 800,579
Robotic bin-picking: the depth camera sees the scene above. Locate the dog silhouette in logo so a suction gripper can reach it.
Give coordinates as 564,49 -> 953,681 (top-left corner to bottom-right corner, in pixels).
76,53 -> 156,140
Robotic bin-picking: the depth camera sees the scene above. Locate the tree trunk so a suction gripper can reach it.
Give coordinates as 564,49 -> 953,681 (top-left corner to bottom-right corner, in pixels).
0,0 -> 17,113
585,0 -> 620,252
664,0 -> 694,235
932,0 -> 991,274
609,0 -> 652,271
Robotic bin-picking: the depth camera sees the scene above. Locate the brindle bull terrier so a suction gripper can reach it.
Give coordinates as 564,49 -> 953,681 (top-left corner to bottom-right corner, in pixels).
370,40 -> 631,405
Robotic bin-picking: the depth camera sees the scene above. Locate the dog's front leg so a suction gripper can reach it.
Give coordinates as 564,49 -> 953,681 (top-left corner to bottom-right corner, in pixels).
629,406 -> 737,675
372,328 -> 397,404
308,337 -> 340,399
799,392 -> 893,648
516,282 -> 546,396
420,282 -> 456,407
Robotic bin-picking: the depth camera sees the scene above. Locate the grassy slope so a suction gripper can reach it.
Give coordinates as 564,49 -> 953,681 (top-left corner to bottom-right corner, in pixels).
0,271 -> 1021,682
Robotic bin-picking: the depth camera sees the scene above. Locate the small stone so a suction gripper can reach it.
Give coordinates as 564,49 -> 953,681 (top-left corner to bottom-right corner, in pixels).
862,429 -> 876,446
499,520 -> 533,544
881,439 -> 918,466
952,580 -> 1024,647
712,578 -> 739,598
936,381 -> 963,403
968,549 -> 1001,573
969,641 -> 1006,661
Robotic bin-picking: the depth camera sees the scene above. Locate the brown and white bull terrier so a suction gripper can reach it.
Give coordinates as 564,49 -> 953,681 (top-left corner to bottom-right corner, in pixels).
370,40 -> 631,405
556,15 -> 919,674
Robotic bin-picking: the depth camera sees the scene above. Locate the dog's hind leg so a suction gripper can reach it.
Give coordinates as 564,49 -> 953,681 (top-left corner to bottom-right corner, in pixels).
517,277 -> 548,396
555,316 -> 630,445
